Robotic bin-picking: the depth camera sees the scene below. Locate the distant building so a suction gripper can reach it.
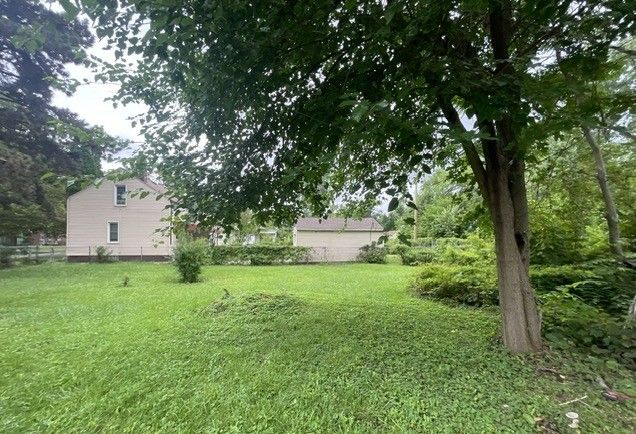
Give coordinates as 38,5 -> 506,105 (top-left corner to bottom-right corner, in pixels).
66,178 -> 172,261
293,217 -> 384,262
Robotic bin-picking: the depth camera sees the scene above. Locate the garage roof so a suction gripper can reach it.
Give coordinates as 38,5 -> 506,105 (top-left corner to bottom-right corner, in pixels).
295,217 -> 384,232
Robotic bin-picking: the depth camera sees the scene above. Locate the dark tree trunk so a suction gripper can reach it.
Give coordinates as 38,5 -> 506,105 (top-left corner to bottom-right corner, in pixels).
432,0 -> 543,352
485,158 -> 542,352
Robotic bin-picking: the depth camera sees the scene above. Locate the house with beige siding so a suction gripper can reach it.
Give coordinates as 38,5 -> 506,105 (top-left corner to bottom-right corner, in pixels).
293,217 -> 384,262
66,178 -> 172,261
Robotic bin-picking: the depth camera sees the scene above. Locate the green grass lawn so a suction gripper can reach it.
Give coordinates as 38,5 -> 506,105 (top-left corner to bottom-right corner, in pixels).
1,263 -> 634,433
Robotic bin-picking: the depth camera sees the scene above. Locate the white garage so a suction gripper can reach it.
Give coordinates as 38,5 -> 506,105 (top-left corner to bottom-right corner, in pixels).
293,217 -> 384,262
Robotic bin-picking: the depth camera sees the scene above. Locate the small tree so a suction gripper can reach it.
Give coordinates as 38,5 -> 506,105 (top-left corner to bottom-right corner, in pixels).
173,239 -> 206,283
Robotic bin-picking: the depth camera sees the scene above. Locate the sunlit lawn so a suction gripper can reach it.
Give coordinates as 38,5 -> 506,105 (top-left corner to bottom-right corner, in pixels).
1,262 -> 634,433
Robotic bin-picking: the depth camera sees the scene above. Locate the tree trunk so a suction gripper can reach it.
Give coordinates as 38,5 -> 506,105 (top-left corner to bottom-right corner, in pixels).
486,155 -> 543,352
581,127 -> 625,261
432,0 -> 543,352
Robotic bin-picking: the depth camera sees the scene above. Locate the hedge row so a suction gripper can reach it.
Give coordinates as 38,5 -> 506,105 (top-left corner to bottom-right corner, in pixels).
206,245 -> 312,265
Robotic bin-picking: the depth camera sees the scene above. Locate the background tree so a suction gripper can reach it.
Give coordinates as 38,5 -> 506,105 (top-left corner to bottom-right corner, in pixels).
527,132 -> 635,265
550,41 -> 635,265
0,0 -> 125,241
79,0 -> 632,352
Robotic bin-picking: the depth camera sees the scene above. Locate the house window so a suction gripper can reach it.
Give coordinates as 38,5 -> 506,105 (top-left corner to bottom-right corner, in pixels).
107,222 -> 119,243
115,185 -> 127,206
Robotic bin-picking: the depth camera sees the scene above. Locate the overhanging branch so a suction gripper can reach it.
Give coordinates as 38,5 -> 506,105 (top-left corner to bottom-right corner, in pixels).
436,96 -> 488,200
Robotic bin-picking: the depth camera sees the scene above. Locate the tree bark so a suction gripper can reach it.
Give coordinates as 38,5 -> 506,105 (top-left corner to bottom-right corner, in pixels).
485,155 -> 543,352
430,0 -> 543,352
435,92 -> 543,353
484,0 -> 542,352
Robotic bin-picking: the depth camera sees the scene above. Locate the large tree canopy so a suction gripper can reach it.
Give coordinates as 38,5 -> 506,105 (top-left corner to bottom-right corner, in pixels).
79,0 -> 633,352
0,0 -> 125,238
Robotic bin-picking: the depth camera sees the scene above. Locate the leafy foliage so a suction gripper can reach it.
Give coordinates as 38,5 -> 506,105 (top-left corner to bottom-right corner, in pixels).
411,264 -> 499,307
396,235 -> 495,266
173,239 -> 207,283
94,246 -> 112,263
0,246 -> 13,268
76,0 -> 632,230
540,289 -> 636,368
0,0 -> 126,237
412,260 -> 634,311
527,133 -> 636,264
356,242 -> 387,264
206,245 -> 311,266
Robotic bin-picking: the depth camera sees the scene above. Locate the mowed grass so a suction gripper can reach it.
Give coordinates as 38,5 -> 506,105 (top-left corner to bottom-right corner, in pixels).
0,263 -> 634,433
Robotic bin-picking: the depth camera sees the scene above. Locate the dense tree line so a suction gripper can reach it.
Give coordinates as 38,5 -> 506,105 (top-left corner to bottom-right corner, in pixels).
0,0 -> 124,242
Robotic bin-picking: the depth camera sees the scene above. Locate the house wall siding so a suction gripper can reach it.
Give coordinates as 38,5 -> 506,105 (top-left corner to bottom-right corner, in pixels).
66,179 -> 172,258
295,230 -> 383,262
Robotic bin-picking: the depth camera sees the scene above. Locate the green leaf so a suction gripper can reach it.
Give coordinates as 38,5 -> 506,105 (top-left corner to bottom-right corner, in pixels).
387,197 -> 399,212
397,233 -> 411,246
58,0 -> 80,19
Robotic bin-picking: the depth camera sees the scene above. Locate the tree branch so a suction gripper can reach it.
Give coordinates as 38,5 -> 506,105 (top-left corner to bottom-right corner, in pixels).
436,96 -> 488,200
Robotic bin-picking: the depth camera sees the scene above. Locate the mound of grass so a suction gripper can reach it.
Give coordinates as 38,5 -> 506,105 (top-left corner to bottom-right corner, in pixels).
204,292 -> 305,318
0,263 -> 634,432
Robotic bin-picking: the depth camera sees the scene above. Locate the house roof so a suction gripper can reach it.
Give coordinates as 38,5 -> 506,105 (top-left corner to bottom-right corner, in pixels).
295,217 -> 384,232
67,177 -> 168,199
140,177 -> 168,194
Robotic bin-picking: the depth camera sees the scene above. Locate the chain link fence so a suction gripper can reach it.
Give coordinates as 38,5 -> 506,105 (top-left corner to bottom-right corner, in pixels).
306,246 -> 363,263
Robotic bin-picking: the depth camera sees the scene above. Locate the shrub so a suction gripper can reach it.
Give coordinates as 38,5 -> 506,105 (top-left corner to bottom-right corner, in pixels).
173,239 -> 207,282
580,260 -> 636,315
530,262 -> 635,314
94,246 -> 113,263
412,261 -> 634,313
0,247 -> 13,268
529,265 -> 594,294
0,247 -> 14,268
357,242 -> 387,263
540,289 -> 636,368
411,264 -> 498,306
435,235 -> 495,265
398,235 -> 495,266
400,247 -> 436,265
206,245 -> 311,265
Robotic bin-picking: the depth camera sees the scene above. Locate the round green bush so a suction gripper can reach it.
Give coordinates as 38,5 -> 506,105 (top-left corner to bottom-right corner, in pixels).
173,239 -> 207,283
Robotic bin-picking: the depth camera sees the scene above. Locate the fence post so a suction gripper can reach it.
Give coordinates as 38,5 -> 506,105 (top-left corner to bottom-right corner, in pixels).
88,246 -> 91,263
35,244 -> 39,263
140,246 -> 143,261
